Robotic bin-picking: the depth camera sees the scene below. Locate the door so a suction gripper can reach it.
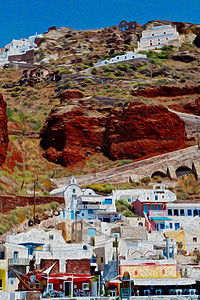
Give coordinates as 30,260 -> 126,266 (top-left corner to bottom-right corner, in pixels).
64,281 -> 71,296
175,223 -> 180,230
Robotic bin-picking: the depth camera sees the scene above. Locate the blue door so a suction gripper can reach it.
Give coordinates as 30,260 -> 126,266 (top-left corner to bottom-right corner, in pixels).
175,223 -> 180,230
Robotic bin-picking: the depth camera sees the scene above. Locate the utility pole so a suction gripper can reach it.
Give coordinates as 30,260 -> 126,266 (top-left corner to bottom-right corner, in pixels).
115,236 -> 119,277
75,211 -> 78,243
33,177 -> 38,222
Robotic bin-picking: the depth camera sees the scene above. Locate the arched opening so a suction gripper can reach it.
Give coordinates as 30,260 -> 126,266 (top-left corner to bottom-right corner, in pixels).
122,271 -> 130,281
151,171 -> 167,178
176,166 -> 193,177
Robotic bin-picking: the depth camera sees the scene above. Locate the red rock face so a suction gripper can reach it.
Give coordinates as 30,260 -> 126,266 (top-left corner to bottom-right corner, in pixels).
0,94 -> 9,166
103,102 -> 187,160
131,85 -> 200,98
60,89 -> 85,103
40,102 -> 187,166
40,105 -> 106,166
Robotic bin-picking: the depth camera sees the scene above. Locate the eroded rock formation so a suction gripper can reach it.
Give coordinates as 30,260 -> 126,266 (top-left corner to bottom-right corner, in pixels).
40,102 -> 187,167
0,94 -> 8,166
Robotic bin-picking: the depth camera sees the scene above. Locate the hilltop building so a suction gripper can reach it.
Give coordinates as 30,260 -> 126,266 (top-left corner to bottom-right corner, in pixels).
137,25 -> 180,50
94,51 -> 147,67
0,33 -> 43,65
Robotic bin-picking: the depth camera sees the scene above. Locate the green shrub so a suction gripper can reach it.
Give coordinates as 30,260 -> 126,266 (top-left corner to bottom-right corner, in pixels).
141,176 -> 151,185
91,67 -> 97,75
123,210 -> 136,217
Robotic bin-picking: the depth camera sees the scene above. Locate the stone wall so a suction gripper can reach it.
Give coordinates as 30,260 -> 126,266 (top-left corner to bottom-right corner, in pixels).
0,196 -> 64,213
66,259 -> 91,274
8,49 -> 34,64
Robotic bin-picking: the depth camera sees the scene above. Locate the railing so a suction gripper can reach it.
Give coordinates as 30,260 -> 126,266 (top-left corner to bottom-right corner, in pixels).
8,258 -> 30,266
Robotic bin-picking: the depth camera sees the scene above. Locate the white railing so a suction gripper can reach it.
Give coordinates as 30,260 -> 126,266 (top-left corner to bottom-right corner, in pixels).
8,258 -> 30,266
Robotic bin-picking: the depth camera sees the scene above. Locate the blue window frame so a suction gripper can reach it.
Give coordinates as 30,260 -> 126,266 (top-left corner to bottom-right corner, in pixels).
103,199 -> 112,205
155,195 -> 158,200
72,188 -> 76,193
188,209 -> 192,216
88,209 -> 93,214
170,223 -> 173,229
144,204 -> 148,213
82,213 -> 84,216
160,223 -> 165,229
152,205 -> 155,210
88,228 -> 96,237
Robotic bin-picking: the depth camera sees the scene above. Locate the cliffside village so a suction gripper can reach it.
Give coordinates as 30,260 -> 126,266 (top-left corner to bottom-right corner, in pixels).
0,23 -> 198,300
0,177 -> 200,299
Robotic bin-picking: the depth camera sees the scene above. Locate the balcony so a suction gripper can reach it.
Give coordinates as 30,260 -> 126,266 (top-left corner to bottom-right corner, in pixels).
8,258 -> 30,266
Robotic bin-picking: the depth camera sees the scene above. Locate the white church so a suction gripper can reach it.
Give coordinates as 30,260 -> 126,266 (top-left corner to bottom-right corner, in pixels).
138,25 -> 181,50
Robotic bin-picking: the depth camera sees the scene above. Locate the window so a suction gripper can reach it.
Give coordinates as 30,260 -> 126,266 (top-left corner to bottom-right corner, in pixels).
188,209 -> 192,216
164,32 -> 166,34
88,228 -> 96,237
101,256 -> 104,263
150,42 -> 152,46
170,223 -> 173,229
117,57 -> 119,59
82,213 -> 84,216
180,209 -> 184,216
72,188 -> 76,193
48,283 -> 53,291
13,251 -> 18,259
157,205 -> 162,210
147,197 -> 149,200
152,34 -> 154,36
160,223 -> 165,229
174,209 -> 178,216
82,283 -> 89,290
168,209 -> 172,216
104,199 -> 112,205
49,235 -> 54,240
193,237 -> 197,243
194,210 -> 198,216
166,38 -> 168,40
155,195 -> 158,200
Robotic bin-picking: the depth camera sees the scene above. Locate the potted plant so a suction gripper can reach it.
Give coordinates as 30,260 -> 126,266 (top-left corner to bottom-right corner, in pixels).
100,289 -> 104,296
46,291 -> 50,299
69,290 -> 72,298
107,290 -> 111,297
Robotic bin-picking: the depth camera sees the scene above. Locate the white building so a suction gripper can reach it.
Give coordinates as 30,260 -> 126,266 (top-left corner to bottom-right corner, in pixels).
138,25 -> 180,50
50,177 -> 116,221
0,33 -> 43,64
94,51 -> 147,67
112,184 -> 176,204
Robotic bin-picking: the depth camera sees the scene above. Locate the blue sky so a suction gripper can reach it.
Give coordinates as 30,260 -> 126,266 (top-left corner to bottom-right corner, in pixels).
0,0 -> 199,48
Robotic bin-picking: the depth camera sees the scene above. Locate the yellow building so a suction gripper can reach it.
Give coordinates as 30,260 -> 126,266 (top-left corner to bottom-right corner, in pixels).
120,259 -> 180,279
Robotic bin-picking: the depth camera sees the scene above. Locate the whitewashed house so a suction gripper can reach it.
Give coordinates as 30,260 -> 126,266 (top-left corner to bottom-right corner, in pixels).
94,51 -> 147,67
138,25 -> 180,50
0,33 -> 43,64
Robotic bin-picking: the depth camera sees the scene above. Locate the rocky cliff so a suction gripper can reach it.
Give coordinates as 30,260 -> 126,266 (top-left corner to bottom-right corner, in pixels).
0,94 -> 8,166
40,102 -> 187,167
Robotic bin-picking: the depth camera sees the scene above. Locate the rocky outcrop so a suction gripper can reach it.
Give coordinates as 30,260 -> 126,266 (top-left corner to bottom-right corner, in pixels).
0,94 -> 8,166
60,89 -> 85,103
40,105 -> 106,166
131,85 -> 200,98
40,102 -> 187,166
103,102 -> 186,160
